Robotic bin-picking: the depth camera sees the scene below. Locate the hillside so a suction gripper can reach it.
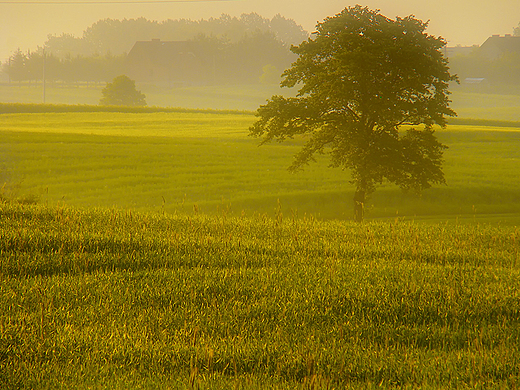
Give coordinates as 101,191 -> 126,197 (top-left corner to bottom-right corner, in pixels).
1,108 -> 520,225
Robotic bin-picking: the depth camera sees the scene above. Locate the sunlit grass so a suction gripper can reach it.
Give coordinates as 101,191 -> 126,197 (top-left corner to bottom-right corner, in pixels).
1,104 -> 520,388
2,111 -> 520,224
0,111 -> 253,138
1,203 -> 519,388
0,122 -> 518,222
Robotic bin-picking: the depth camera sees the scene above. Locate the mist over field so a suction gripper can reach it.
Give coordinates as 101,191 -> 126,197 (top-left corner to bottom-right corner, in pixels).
0,1 -> 520,114
1,3 -> 520,389
1,1 -> 520,222
2,0 -> 520,62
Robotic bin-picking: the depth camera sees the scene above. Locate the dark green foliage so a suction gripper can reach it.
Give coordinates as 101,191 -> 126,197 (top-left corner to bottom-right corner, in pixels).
250,6 -> 457,221
99,75 -> 147,107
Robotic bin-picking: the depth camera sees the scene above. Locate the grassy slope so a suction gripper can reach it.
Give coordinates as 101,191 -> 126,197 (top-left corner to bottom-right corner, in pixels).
0,93 -> 519,388
1,203 -> 519,388
1,110 -> 520,224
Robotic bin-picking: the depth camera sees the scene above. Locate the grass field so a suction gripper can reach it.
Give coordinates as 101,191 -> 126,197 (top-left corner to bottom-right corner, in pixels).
0,83 -> 295,112
1,101 -> 520,388
1,203 -> 519,388
1,109 -> 520,224
3,82 -> 520,120
449,89 -> 520,121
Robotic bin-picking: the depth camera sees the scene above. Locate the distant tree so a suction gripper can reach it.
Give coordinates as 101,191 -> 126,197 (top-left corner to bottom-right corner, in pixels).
45,33 -> 92,58
99,75 -> 146,106
5,49 -> 28,83
514,22 -> 520,37
44,13 -> 308,57
491,52 -> 520,84
83,17 -> 159,56
228,30 -> 294,83
25,51 -> 44,82
259,64 -> 280,84
250,6 -> 457,222
270,14 -> 308,45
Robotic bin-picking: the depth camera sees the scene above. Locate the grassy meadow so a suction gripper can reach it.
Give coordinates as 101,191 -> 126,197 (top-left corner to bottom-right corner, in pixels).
3,81 -> 520,120
1,92 -> 520,388
0,82 -> 295,112
1,203 -> 519,388
1,108 -> 520,224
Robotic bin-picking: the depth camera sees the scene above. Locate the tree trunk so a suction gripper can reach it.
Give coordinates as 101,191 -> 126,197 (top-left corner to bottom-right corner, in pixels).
353,189 -> 365,223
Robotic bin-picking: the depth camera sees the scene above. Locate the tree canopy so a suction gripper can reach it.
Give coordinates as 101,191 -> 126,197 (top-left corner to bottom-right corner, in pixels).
250,6 -> 457,222
99,75 -> 147,106
3,13 -> 306,85
44,13 -> 308,57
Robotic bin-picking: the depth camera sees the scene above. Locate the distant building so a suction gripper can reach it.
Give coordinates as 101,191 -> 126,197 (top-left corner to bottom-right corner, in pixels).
445,35 -> 520,60
479,34 -> 520,60
126,39 -> 206,86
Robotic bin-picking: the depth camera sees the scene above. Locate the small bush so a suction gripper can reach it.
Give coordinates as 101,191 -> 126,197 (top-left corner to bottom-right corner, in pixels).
99,75 -> 147,107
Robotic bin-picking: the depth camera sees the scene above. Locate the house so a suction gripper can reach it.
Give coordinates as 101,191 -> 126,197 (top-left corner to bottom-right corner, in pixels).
126,39 -> 206,86
479,34 -> 520,60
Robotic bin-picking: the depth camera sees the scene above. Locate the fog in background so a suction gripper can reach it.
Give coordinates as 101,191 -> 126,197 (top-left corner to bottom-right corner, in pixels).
1,0 -> 520,62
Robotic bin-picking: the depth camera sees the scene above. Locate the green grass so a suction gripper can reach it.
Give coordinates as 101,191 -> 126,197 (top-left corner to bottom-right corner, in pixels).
3,82 -> 520,120
1,110 -> 520,224
1,203 -> 519,388
0,102 -> 252,115
449,90 -> 520,121
1,104 -> 520,388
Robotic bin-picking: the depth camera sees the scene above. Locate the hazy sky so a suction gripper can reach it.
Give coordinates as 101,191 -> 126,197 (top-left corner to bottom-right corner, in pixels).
1,0 -> 520,62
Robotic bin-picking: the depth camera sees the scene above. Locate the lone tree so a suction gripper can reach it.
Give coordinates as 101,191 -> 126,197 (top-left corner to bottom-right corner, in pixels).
250,6 -> 457,222
99,75 -> 147,106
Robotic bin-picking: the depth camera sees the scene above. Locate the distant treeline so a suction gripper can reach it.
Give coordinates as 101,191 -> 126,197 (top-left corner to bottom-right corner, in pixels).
1,13 -> 308,85
3,51 -> 126,85
44,13 -> 308,57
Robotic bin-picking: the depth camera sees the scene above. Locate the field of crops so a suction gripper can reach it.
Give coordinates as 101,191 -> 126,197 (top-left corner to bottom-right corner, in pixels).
1,203 -> 519,388
1,102 -> 520,388
1,108 -> 520,224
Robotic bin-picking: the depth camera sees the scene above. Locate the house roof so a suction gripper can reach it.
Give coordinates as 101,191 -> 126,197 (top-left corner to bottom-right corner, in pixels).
479,35 -> 520,59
